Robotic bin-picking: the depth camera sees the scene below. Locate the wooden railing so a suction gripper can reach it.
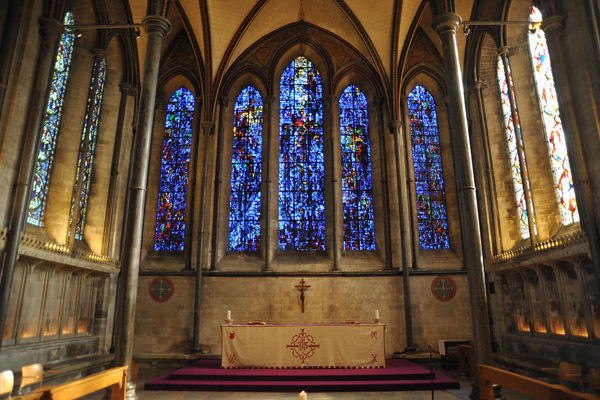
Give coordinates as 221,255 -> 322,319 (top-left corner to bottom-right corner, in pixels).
479,364 -> 600,400
34,366 -> 127,400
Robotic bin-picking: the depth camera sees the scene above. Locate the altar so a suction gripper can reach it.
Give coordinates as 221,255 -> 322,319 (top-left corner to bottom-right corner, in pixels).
221,323 -> 385,368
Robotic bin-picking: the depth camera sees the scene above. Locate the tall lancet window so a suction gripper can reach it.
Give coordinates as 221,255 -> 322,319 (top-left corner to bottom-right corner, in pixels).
529,6 -> 579,225
279,56 -> 325,250
407,85 -> 449,250
154,87 -> 195,251
497,57 -> 534,238
228,86 -> 263,251
28,11 -> 75,225
339,85 -> 375,250
69,57 -> 106,240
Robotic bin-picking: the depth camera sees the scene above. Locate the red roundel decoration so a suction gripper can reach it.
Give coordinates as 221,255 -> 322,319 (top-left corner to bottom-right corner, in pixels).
431,275 -> 457,302
149,276 -> 174,303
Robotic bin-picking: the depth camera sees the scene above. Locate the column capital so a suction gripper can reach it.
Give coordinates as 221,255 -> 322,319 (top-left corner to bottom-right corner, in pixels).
496,46 -> 511,57
264,95 -> 277,105
119,83 -> 135,96
431,13 -> 462,36
471,80 -> 485,91
389,119 -> 402,134
541,15 -> 565,35
325,95 -> 338,104
201,121 -> 215,134
91,48 -> 106,59
219,95 -> 228,108
142,15 -> 171,38
39,18 -> 64,39
196,96 -> 204,108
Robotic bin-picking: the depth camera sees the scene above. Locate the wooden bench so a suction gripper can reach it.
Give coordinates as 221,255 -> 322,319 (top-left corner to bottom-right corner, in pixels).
479,364 -> 600,400
34,366 -> 127,400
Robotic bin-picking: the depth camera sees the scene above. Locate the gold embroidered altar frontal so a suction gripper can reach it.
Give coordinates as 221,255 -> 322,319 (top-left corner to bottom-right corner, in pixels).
221,324 -> 386,368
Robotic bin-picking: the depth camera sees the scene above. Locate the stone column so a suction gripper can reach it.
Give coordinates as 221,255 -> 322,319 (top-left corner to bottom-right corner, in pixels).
400,96 -> 420,269
192,121 -> 214,352
471,81 -> 501,256
0,18 -> 63,349
102,83 -> 135,257
390,119 -> 414,351
210,97 -> 227,270
114,15 -> 170,398
186,96 -> 203,269
0,1 -> 25,128
375,96 -> 393,270
263,95 -> 276,271
431,13 -> 493,366
542,15 -> 600,292
325,95 -> 340,271
68,48 -> 105,246
497,46 -> 536,244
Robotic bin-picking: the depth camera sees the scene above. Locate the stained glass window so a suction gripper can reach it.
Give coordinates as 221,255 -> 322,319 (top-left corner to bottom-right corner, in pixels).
27,12 -> 75,225
497,57 -> 534,238
228,86 -> 263,251
529,6 -> 579,225
69,57 -> 106,240
407,85 -> 449,250
154,87 -> 195,251
279,56 -> 325,250
339,85 -> 375,250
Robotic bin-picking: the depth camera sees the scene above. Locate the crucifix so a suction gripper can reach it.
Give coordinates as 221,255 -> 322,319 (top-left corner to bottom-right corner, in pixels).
295,278 -> 311,313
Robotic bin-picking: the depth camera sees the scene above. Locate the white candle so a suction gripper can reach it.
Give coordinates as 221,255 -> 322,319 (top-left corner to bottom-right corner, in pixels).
375,310 -> 379,319
299,390 -> 307,400
227,310 -> 231,319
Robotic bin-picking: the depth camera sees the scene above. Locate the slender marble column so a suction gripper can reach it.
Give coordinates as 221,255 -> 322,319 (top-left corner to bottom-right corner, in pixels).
186,96 -> 203,269
192,121 -> 214,352
375,97 -> 393,269
210,97 -> 227,270
114,16 -> 171,398
497,46 -> 536,244
390,119 -> 414,350
542,15 -> 600,292
326,95 -> 340,270
0,1 -> 24,129
263,95 -> 276,271
432,13 -> 493,366
0,18 -> 63,349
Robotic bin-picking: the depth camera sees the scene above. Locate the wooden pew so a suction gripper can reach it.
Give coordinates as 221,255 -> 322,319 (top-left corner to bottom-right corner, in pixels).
34,366 -> 127,400
479,364 -> 600,400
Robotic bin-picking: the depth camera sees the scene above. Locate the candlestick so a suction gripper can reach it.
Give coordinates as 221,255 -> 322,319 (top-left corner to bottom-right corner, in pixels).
227,310 -> 231,320
375,310 -> 379,319
299,390 -> 307,400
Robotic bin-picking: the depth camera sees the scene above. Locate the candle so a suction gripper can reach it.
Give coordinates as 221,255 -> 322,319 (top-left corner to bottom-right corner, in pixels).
227,310 -> 231,320
299,390 -> 307,400
375,310 -> 379,319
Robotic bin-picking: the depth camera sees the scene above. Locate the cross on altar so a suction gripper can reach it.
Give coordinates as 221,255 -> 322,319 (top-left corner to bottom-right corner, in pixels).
295,278 -> 311,313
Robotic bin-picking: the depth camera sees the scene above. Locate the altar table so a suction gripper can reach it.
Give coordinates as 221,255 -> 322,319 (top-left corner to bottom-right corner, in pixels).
221,323 -> 385,368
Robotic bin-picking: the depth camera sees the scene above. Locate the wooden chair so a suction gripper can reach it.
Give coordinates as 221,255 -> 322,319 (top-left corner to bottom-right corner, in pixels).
0,370 -> 14,399
19,364 -> 43,395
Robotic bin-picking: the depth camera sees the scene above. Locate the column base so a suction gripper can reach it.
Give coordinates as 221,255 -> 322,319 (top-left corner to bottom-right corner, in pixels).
403,346 -> 418,354
125,381 -> 138,400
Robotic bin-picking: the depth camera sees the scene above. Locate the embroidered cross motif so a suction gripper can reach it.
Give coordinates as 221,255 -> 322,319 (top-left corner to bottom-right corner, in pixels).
371,354 -> 378,363
228,354 -> 236,364
229,332 -> 235,339
371,330 -> 378,339
286,328 -> 320,364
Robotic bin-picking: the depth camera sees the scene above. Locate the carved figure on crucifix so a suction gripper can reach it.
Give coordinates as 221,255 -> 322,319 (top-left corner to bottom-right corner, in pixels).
295,278 -> 311,313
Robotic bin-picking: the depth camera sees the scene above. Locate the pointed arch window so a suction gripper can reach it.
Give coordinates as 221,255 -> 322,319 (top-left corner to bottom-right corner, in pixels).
154,87 -> 195,251
69,57 -> 106,240
497,57 -> 534,238
27,11 -> 75,225
279,56 -> 325,251
339,85 -> 375,250
407,85 -> 449,250
228,86 -> 263,251
528,6 -> 579,225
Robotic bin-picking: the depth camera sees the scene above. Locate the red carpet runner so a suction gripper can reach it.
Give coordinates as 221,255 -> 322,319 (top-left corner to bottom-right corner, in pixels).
144,359 -> 460,392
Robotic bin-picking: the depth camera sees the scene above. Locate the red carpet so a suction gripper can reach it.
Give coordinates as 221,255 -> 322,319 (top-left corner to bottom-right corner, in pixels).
144,359 -> 460,392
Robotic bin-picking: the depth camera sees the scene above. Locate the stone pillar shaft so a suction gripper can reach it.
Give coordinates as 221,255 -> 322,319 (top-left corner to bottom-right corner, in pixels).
186,96 -> 203,269
326,95 -> 340,271
192,121 -> 214,351
264,95 -> 276,271
0,18 -> 63,349
498,47 -> 536,244
210,97 -> 226,270
432,13 -> 493,366
375,97 -> 393,270
115,15 -> 171,377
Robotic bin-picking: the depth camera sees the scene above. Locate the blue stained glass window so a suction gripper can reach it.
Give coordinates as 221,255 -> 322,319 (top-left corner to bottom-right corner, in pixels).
339,85 -> 375,250
278,56 -> 325,250
407,85 -> 449,249
228,86 -> 263,251
154,87 -> 195,251
529,6 -> 579,225
28,12 -> 75,225
69,57 -> 106,240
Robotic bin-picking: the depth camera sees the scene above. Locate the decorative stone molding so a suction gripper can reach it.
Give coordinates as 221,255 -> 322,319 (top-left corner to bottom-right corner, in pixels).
0,228 -> 120,274
485,231 -> 589,269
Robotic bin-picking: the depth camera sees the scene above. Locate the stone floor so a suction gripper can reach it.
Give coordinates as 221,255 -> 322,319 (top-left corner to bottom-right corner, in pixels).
81,360 -> 532,400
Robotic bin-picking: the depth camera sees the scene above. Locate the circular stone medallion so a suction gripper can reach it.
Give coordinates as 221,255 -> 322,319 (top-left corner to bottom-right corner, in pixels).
149,276 -> 174,303
431,275 -> 457,302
